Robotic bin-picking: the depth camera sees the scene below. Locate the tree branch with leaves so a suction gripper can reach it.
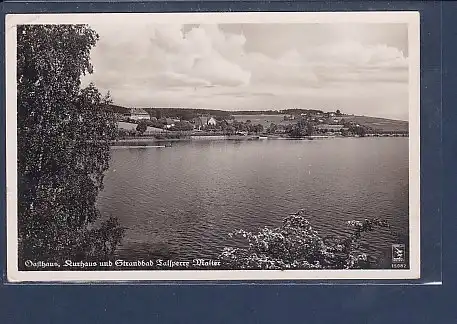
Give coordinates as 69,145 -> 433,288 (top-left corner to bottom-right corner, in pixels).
17,24 -> 124,266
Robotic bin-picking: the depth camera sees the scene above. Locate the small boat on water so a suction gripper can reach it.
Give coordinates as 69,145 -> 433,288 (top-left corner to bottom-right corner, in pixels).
259,136 -> 268,140
111,145 -> 166,149
135,145 -> 166,148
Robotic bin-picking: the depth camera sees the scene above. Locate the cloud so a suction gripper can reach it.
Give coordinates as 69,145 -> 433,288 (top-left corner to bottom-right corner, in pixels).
155,72 -> 211,87
307,40 -> 407,67
84,24 -> 252,91
82,23 -> 409,119
85,23 -> 407,89
237,50 -> 319,87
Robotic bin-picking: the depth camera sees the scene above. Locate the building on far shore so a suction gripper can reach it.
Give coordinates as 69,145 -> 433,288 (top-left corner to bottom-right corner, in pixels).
192,117 -> 206,130
164,118 -> 176,129
124,108 -> 150,121
192,116 -> 217,130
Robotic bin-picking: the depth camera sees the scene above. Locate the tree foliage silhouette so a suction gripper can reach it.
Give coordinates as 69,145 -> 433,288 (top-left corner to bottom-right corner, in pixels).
17,25 -> 124,266
136,121 -> 148,134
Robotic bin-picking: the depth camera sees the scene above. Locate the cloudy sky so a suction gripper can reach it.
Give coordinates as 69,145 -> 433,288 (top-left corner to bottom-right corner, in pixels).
82,23 -> 409,120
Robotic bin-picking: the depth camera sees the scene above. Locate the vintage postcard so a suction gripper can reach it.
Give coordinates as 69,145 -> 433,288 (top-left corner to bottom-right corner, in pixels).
5,12 -> 420,281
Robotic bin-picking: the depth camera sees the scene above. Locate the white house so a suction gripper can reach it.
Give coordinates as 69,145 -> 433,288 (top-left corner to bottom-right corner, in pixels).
125,108 -> 150,121
207,117 -> 217,126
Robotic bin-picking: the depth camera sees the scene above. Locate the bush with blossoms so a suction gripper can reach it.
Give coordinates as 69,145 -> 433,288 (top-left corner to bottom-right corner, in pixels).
219,210 -> 390,270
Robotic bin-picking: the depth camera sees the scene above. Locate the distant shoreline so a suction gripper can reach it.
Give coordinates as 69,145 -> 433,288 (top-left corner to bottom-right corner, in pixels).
110,134 -> 408,147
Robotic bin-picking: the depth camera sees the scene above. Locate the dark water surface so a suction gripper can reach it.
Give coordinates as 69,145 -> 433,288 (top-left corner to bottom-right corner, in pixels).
97,138 -> 409,268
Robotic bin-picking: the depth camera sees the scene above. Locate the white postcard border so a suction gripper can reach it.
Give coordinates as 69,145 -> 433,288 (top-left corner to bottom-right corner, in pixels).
5,11 -> 421,282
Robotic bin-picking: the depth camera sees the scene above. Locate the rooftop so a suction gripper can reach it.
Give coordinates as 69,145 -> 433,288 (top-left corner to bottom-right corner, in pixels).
130,108 -> 149,115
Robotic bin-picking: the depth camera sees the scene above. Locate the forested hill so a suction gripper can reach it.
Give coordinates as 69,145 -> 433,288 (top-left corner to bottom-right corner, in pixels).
144,108 -> 232,120
106,105 -> 232,120
106,105 -> 408,132
223,109 -> 325,115
105,106 -> 325,119
104,104 -> 130,115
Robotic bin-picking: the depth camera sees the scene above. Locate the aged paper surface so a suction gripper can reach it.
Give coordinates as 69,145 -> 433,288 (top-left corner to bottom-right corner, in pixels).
6,12 -> 420,281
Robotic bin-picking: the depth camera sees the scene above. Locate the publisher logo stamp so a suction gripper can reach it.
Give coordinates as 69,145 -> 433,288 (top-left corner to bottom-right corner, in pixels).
392,244 -> 405,263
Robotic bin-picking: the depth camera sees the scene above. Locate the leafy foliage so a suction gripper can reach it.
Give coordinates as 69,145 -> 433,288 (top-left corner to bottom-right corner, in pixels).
136,121 -> 148,134
286,120 -> 314,138
169,121 -> 194,131
349,125 -> 367,137
17,25 -> 124,266
219,210 -> 390,269
144,108 -> 232,120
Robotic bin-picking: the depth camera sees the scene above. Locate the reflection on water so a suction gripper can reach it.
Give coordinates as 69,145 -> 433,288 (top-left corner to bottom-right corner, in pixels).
97,138 -> 409,268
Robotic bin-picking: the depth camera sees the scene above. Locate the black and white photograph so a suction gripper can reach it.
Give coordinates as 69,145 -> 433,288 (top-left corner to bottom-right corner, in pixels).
5,12 -> 420,281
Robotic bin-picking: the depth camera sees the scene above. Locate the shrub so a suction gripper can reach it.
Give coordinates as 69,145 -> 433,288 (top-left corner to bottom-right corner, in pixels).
136,121 -> 148,134
219,210 -> 390,270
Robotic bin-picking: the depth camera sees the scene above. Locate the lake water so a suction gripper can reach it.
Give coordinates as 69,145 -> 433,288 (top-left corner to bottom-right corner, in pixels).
97,138 -> 409,268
